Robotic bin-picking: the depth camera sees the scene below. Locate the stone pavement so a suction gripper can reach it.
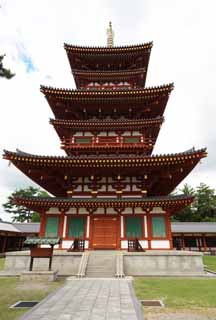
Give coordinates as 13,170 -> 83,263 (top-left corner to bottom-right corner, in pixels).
19,278 -> 143,320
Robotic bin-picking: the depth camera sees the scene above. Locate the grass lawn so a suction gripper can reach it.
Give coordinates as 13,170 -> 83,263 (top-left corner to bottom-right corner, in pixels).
0,277 -> 64,320
0,258 -> 5,270
133,277 -> 216,308
203,255 -> 216,272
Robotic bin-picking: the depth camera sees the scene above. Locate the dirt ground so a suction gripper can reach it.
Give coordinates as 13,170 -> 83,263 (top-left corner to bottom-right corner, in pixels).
144,307 -> 216,320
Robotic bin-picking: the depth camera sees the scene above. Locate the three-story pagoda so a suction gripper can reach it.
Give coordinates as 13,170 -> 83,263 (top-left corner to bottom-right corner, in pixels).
3,23 -> 207,250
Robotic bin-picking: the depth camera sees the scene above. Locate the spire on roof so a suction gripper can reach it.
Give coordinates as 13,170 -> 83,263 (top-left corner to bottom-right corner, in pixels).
107,21 -> 114,47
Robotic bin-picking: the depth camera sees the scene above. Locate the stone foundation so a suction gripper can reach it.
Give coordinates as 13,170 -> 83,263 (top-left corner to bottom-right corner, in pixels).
4,251 -> 82,276
20,270 -> 58,281
124,250 -> 204,276
3,250 -> 205,277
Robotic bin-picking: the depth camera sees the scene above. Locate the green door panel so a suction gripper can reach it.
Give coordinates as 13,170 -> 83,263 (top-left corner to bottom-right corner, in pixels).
68,217 -> 86,238
126,216 -> 142,238
152,216 -> 166,237
45,216 -> 59,237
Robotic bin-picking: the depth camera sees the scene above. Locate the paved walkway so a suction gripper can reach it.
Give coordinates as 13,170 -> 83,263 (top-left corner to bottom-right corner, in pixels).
19,278 -> 143,320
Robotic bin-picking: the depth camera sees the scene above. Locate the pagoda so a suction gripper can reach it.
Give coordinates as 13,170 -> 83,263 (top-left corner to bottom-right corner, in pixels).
3,23 -> 207,250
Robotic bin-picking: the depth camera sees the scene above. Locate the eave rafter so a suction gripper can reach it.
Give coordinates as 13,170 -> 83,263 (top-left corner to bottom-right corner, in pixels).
50,117 -> 164,132
13,195 -> 194,214
3,148 -> 207,197
64,42 -> 153,54
40,83 -> 173,100
41,84 -> 173,120
3,148 -> 207,168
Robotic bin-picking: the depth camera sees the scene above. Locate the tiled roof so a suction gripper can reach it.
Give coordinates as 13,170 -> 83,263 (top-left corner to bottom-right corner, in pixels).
14,195 -> 194,210
0,221 -> 20,233
50,117 -> 164,130
171,222 -> 216,233
64,42 -> 153,54
13,222 -> 40,233
3,148 -> 207,167
40,83 -> 174,98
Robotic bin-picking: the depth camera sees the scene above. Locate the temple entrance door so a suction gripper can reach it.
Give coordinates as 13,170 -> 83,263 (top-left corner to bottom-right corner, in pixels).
91,216 -> 118,249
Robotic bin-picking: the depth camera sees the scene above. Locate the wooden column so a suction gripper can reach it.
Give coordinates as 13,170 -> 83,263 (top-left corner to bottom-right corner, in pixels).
181,234 -> 185,250
202,234 -> 207,252
40,212 -> 46,236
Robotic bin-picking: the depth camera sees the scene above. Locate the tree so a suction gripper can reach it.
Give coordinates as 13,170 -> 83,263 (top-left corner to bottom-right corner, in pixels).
172,184 -> 196,222
0,54 -> 15,79
194,183 -> 216,222
172,183 -> 216,222
3,186 -> 49,222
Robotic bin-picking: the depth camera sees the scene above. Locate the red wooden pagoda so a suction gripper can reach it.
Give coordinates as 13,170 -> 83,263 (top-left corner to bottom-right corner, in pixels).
3,23 -> 207,250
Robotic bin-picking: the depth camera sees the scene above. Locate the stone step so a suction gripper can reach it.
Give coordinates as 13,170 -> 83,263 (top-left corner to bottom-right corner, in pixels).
85,252 -> 116,278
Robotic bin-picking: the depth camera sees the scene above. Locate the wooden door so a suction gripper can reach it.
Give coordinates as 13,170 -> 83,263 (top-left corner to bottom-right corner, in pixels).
91,217 -> 118,249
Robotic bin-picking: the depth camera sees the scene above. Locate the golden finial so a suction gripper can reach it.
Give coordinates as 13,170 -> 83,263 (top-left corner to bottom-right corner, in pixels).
107,21 -> 114,47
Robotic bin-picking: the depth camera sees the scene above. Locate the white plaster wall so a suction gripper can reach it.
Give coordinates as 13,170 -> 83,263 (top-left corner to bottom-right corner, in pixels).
83,185 -> 91,191
121,208 -> 133,214
84,131 -> 93,136
66,208 -> 76,214
132,131 -> 142,136
46,207 -> 59,214
79,208 -> 88,214
124,185 -> 130,191
93,208 -> 105,214
62,241 -> 73,249
75,185 -> 82,191
121,240 -> 128,249
151,240 -> 170,249
151,207 -> 166,214
144,216 -> 148,237
86,216 -> 90,238
40,244 -> 59,249
106,208 -> 116,214
121,216 -> 124,237
108,185 -> 115,191
63,216 -> 67,237
132,185 -> 139,191
98,185 -> 106,191
139,240 -> 149,249
134,207 -> 143,214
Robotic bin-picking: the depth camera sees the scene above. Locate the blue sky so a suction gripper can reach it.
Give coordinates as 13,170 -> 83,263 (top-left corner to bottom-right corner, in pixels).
0,0 -> 216,221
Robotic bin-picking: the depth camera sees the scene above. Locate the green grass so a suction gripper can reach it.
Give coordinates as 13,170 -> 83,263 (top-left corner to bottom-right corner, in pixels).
0,277 -> 64,320
133,278 -> 216,308
0,258 -> 5,270
203,255 -> 216,272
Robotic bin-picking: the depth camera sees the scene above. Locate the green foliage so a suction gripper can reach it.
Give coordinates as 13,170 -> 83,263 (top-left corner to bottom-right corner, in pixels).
2,186 -> 49,222
172,183 -> 216,222
0,54 -> 15,79
134,277 -> 216,308
0,278 -> 64,320
203,256 -> 216,272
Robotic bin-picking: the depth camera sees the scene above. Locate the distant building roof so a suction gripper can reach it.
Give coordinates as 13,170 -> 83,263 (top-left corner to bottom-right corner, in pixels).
13,223 -> 40,233
171,222 -> 216,233
0,221 -> 20,233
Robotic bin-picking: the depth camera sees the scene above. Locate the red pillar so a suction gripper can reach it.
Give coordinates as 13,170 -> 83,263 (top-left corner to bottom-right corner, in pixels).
40,212 -> 46,236
203,234 -> 207,252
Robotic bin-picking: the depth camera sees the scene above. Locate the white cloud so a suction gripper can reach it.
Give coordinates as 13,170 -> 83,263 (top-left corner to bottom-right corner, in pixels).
0,0 -> 215,220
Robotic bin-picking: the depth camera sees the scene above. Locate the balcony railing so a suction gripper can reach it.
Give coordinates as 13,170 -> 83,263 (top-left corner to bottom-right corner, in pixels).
61,136 -> 155,149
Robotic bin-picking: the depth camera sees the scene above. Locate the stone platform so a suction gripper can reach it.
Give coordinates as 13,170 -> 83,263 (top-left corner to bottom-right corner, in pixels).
20,270 -> 58,281
2,250 -> 205,277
